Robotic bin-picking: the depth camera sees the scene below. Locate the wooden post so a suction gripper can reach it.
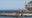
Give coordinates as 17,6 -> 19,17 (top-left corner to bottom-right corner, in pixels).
16,11 -> 19,18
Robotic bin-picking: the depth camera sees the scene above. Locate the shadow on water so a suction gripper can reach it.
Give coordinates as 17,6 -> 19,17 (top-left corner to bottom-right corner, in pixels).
24,16 -> 32,17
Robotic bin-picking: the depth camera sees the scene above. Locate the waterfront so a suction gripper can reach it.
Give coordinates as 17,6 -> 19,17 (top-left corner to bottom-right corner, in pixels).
0,16 -> 32,18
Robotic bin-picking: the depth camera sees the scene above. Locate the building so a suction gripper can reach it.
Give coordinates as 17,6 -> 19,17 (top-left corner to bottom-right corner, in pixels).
25,1 -> 32,11
21,0 -> 32,14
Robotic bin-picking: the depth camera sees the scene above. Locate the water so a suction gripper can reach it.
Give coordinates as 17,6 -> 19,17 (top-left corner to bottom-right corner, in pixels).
0,16 -> 32,18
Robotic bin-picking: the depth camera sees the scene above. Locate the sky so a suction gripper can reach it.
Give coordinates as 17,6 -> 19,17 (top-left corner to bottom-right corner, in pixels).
0,0 -> 30,10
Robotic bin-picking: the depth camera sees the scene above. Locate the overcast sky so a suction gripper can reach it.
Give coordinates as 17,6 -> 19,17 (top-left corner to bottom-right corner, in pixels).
0,0 -> 30,10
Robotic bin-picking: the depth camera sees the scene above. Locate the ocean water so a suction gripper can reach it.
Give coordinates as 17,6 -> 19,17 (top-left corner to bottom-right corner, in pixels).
0,16 -> 32,18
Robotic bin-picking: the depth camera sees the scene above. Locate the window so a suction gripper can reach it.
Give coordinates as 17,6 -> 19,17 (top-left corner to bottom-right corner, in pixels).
25,5 -> 27,7
31,9 -> 32,10
28,9 -> 30,10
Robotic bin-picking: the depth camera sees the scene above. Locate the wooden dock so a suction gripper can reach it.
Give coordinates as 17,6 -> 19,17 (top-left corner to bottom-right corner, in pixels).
0,13 -> 21,16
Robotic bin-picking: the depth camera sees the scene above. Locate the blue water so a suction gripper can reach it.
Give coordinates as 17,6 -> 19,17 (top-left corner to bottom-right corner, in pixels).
0,10 -> 18,13
0,16 -> 32,18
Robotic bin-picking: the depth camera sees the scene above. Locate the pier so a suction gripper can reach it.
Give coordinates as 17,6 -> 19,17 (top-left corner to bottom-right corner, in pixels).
0,13 -> 21,16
